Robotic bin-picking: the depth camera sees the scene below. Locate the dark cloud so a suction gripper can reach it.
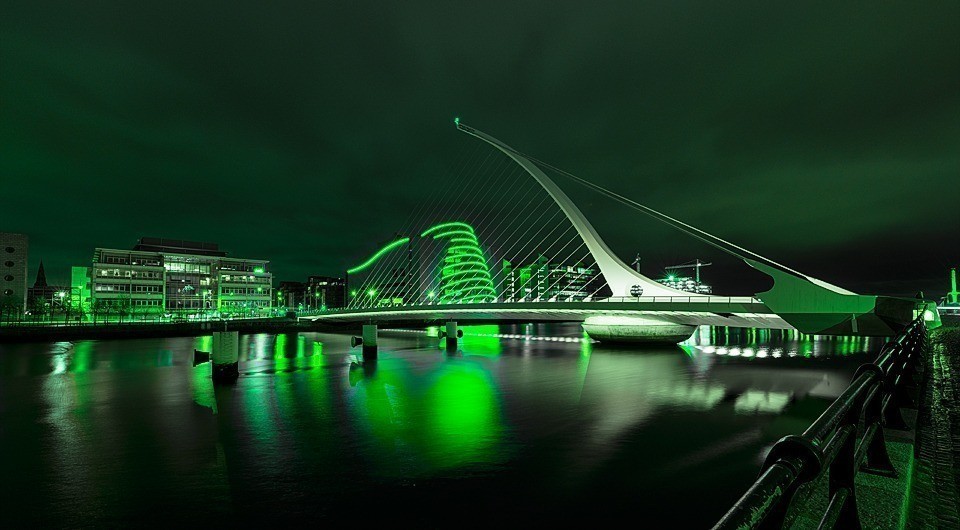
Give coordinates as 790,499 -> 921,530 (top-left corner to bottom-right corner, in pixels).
2,1 -> 958,296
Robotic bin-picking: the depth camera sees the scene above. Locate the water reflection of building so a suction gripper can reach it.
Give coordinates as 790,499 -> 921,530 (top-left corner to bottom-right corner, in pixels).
501,255 -> 600,301
88,237 -> 273,316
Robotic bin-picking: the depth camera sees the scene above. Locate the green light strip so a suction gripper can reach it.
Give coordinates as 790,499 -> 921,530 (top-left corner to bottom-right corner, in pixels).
442,277 -> 498,290
442,272 -> 493,283
419,220 -> 498,304
421,221 -> 475,237
347,237 -> 410,275
448,245 -> 486,256
431,230 -> 477,241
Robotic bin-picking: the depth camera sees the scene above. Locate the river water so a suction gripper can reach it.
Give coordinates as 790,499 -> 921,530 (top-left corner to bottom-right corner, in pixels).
0,324 -> 884,526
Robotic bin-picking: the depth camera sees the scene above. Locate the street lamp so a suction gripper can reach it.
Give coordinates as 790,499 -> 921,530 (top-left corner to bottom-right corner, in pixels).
56,291 -> 66,324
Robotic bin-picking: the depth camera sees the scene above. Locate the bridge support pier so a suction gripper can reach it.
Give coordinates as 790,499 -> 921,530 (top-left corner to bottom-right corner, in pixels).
438,321 -> 463,350
351,324 -> 379,360
211,331 -> 239,383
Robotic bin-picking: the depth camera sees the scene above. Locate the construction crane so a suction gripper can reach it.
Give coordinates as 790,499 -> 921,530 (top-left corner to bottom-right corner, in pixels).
664,259 -> 712,284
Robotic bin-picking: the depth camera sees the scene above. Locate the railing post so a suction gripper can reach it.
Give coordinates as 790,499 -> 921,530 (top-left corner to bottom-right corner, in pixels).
827,423 -> 862,529
858,365 -> 897,477
754,435 -> 823,528
882,339 -> 911,430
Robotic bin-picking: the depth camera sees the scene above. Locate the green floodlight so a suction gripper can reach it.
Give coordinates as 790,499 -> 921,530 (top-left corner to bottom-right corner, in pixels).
454,117 -> 460,126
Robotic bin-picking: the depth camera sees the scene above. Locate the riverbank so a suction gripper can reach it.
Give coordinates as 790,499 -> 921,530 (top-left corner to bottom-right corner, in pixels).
0,318 -> 350,343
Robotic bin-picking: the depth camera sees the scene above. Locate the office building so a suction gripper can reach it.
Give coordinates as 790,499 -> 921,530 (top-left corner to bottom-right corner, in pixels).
89,237 -> 273,316
1,232 -> 28,317
501,255 -> 600,302
277,281 -> 306,309
306,275 -> 345,309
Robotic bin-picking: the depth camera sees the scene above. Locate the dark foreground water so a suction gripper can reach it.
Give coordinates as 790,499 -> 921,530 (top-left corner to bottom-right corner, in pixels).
0,324 -> 883,527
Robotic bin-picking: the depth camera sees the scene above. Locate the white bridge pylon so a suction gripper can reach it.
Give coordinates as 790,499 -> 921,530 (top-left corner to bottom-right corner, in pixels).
457,123 -> 698,298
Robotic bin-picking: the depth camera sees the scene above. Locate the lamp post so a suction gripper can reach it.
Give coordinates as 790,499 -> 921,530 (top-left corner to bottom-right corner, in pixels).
56,291 -> 66,325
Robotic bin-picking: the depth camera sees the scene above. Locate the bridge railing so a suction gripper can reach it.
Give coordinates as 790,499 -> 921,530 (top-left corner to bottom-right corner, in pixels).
712,314 -> 927,529
591,295 -> 761,304
295,296 -> 764,315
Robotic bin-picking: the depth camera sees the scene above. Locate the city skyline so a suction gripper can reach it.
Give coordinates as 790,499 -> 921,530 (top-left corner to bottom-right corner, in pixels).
2,2 -> 958,297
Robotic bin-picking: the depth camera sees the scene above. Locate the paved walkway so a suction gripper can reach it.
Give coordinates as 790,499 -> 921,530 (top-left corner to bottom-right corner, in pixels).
908,327 -> 960,528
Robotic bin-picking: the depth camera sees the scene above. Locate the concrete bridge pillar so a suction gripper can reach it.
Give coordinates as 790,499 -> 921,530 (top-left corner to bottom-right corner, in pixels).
211,331 -> 239,383
438,321 -> 463,350
351,324 -> 378,360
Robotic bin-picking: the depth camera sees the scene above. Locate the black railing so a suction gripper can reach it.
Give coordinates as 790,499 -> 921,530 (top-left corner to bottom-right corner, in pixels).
713,315 -> 927,529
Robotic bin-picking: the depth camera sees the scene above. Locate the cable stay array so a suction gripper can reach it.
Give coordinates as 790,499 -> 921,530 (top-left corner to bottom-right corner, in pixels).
344,134 -> 605,309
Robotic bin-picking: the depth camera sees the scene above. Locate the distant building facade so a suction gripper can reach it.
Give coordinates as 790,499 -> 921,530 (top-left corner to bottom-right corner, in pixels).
277,281 -> 305,309
71,266 -> 92,314
306,275 -> 345,309
89,237 -> 273,316
0,232 -> 28,317
654,275 -> 713,295
26,261 -> 68,314
501,255 -> 600,302
276,276 -> 345,310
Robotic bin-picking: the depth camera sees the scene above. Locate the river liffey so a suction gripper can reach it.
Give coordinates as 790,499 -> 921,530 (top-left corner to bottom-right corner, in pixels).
0,324 -> 884,526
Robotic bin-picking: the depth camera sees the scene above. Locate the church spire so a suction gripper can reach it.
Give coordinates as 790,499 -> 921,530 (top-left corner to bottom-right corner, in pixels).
34,260 -> 48,288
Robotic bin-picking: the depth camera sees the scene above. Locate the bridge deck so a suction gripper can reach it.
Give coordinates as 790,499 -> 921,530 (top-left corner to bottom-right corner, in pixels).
299,298 -> 796,329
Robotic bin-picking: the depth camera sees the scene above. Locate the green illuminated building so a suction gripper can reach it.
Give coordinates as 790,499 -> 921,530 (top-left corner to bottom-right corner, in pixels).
421,222 -> 496,304
345,222 -> 496,306
71,266 -> 92,313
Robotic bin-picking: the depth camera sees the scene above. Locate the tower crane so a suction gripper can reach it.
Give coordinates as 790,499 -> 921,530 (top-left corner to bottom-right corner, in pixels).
664,259 -> 712,284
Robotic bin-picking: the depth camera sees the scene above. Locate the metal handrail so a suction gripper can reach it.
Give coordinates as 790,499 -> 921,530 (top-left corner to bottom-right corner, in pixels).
712,315 -> 927,529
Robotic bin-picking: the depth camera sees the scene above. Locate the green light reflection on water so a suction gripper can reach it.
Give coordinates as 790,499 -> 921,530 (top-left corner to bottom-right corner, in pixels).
426,359 -> 501,468
460,325 -> 501,356
191,336 -> 216,412
70,341 -> 94,373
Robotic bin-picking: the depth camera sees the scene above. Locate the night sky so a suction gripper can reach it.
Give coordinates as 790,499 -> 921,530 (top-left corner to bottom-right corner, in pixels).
2,2 -> 958,297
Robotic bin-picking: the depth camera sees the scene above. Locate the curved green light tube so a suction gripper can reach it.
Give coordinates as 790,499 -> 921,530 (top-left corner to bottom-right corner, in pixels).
347,237 -> 410,275
421,221 -> 497,304
421,222 -> 475,237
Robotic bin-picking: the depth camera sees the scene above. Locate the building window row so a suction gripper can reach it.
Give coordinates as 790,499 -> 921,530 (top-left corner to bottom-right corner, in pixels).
221,274 -> 271,284
97,268 -> 162,279
221,287 -> 267,296
95,284 -> 130,293
220,300 -> 270,308
164,262 -> 212,274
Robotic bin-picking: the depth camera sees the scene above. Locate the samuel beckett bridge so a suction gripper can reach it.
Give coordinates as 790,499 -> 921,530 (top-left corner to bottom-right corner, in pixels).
301,121 -> 939,344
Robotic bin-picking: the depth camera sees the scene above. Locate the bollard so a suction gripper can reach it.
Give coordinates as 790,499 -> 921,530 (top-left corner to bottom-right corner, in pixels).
437,321 -> 463,350
351,324 -> 378,360
211,331 -> 239,383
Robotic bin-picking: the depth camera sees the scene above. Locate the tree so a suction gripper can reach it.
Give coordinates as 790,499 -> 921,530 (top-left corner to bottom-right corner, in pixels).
114,295 -> 131,323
